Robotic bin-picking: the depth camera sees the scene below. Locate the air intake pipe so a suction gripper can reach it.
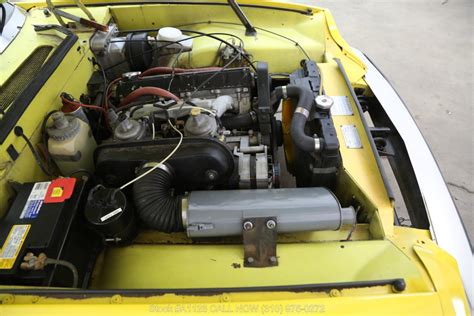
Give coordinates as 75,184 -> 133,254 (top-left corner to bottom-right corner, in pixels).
133,164 -> 183,232
133,164 -> 355,237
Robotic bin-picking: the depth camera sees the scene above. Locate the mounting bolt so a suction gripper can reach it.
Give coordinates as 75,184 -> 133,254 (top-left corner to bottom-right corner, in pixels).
243,221 -> 253,231
205,169 -> 218,181
266,219 -> 277,230
329,289 -> 341,297
247,257 -> 254,264
269,256 -> 277,264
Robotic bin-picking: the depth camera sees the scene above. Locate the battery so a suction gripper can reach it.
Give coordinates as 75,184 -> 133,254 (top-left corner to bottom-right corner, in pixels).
0,178 -> 100,287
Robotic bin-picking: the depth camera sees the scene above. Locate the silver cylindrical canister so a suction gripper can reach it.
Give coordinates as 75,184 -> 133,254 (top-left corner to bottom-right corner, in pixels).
183,187 -> 355,237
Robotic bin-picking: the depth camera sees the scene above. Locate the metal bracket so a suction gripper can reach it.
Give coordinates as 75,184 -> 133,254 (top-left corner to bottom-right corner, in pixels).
242,217 -> 278,267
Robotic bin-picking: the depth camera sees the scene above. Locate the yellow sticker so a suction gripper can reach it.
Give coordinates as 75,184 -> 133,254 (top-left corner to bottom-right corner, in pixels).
51,187 -> 64,198
0,225 -> 30,269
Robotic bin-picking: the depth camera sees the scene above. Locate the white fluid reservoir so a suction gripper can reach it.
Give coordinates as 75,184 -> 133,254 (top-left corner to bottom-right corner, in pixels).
157,27 -> 193,50
47,112 -> 97,176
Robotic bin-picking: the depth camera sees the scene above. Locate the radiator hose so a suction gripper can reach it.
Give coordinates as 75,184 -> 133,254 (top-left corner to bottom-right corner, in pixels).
273,85 -> 320,152
132,164 -> 183,232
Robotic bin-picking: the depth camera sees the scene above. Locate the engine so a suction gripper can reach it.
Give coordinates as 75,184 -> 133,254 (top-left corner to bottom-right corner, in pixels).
44,25 -> 351,256
94,66 -> 275,192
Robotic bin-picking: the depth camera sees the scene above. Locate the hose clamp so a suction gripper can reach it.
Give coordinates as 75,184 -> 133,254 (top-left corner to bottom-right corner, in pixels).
295,107 -> 310,119
282,86 -> 288,99
314,137 -> 322,152
141,162 -> 173,176
181,196 -> 189,228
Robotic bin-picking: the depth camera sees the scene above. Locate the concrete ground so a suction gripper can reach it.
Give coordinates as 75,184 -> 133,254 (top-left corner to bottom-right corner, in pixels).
292,0 -> 473,242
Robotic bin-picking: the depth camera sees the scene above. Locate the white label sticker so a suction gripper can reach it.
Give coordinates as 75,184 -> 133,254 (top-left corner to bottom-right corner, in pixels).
0,225 -> 29,260
331,96 -> 353,116
341,125 -> 362,149
100,208 -> 123,222
19,182 -> 51,219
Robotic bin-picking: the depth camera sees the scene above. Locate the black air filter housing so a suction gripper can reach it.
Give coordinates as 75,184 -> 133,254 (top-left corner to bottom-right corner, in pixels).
94,137 -> 237,190
84,185 -> 137,245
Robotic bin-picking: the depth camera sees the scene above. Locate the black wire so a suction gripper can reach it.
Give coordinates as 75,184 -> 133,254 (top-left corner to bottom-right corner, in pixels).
105,31 -> 255,72
119,29 -> 245,49
104,33 -> 232,72
103,38 -> 189,71
68,168 -> 94,179
190,53 -> 241,98
14,126 -> 53,177
176,21 -> 311,60
0,4 -> 5,35
41,111 -> 61,176
118,98 -> 177,114
179,29 -> 255,71
167,43 -> 185,90
92,60 -> 108,139
178,53 -> 241,114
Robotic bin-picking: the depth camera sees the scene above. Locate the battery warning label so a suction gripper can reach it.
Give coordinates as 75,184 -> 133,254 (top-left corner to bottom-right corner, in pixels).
19,182 -> 51,219
0,225 -> 30,269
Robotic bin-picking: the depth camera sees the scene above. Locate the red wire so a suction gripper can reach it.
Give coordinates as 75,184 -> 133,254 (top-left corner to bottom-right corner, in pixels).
61,95 -> 105,113
61,94 -> 112,131
104,77 -> 123,112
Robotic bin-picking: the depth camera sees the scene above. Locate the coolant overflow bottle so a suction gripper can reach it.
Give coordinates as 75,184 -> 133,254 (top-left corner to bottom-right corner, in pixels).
47,112 -> 97,176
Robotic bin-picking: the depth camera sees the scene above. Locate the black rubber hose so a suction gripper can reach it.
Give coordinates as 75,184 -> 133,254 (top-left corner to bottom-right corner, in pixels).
220,112 -> 256,130
274,85 -> 316,152
132,165 -> 183,232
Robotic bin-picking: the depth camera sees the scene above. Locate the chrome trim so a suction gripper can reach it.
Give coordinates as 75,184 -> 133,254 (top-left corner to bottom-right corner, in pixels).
353,48 -> 472,304
0,4 -> 26,54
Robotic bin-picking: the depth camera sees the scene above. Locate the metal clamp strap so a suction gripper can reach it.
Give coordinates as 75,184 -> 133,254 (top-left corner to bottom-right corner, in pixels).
295,107 -> 310,118
282,86 -> 288,99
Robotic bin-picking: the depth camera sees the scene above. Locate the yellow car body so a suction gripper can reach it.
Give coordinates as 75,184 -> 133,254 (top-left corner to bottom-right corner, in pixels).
0,1 -> 470,315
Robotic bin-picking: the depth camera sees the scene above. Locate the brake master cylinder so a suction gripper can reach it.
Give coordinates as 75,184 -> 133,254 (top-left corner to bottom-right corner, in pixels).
47,112 -> 97,176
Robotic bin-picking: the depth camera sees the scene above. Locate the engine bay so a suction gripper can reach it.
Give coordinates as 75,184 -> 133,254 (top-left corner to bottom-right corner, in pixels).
0,7 -> 395,290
